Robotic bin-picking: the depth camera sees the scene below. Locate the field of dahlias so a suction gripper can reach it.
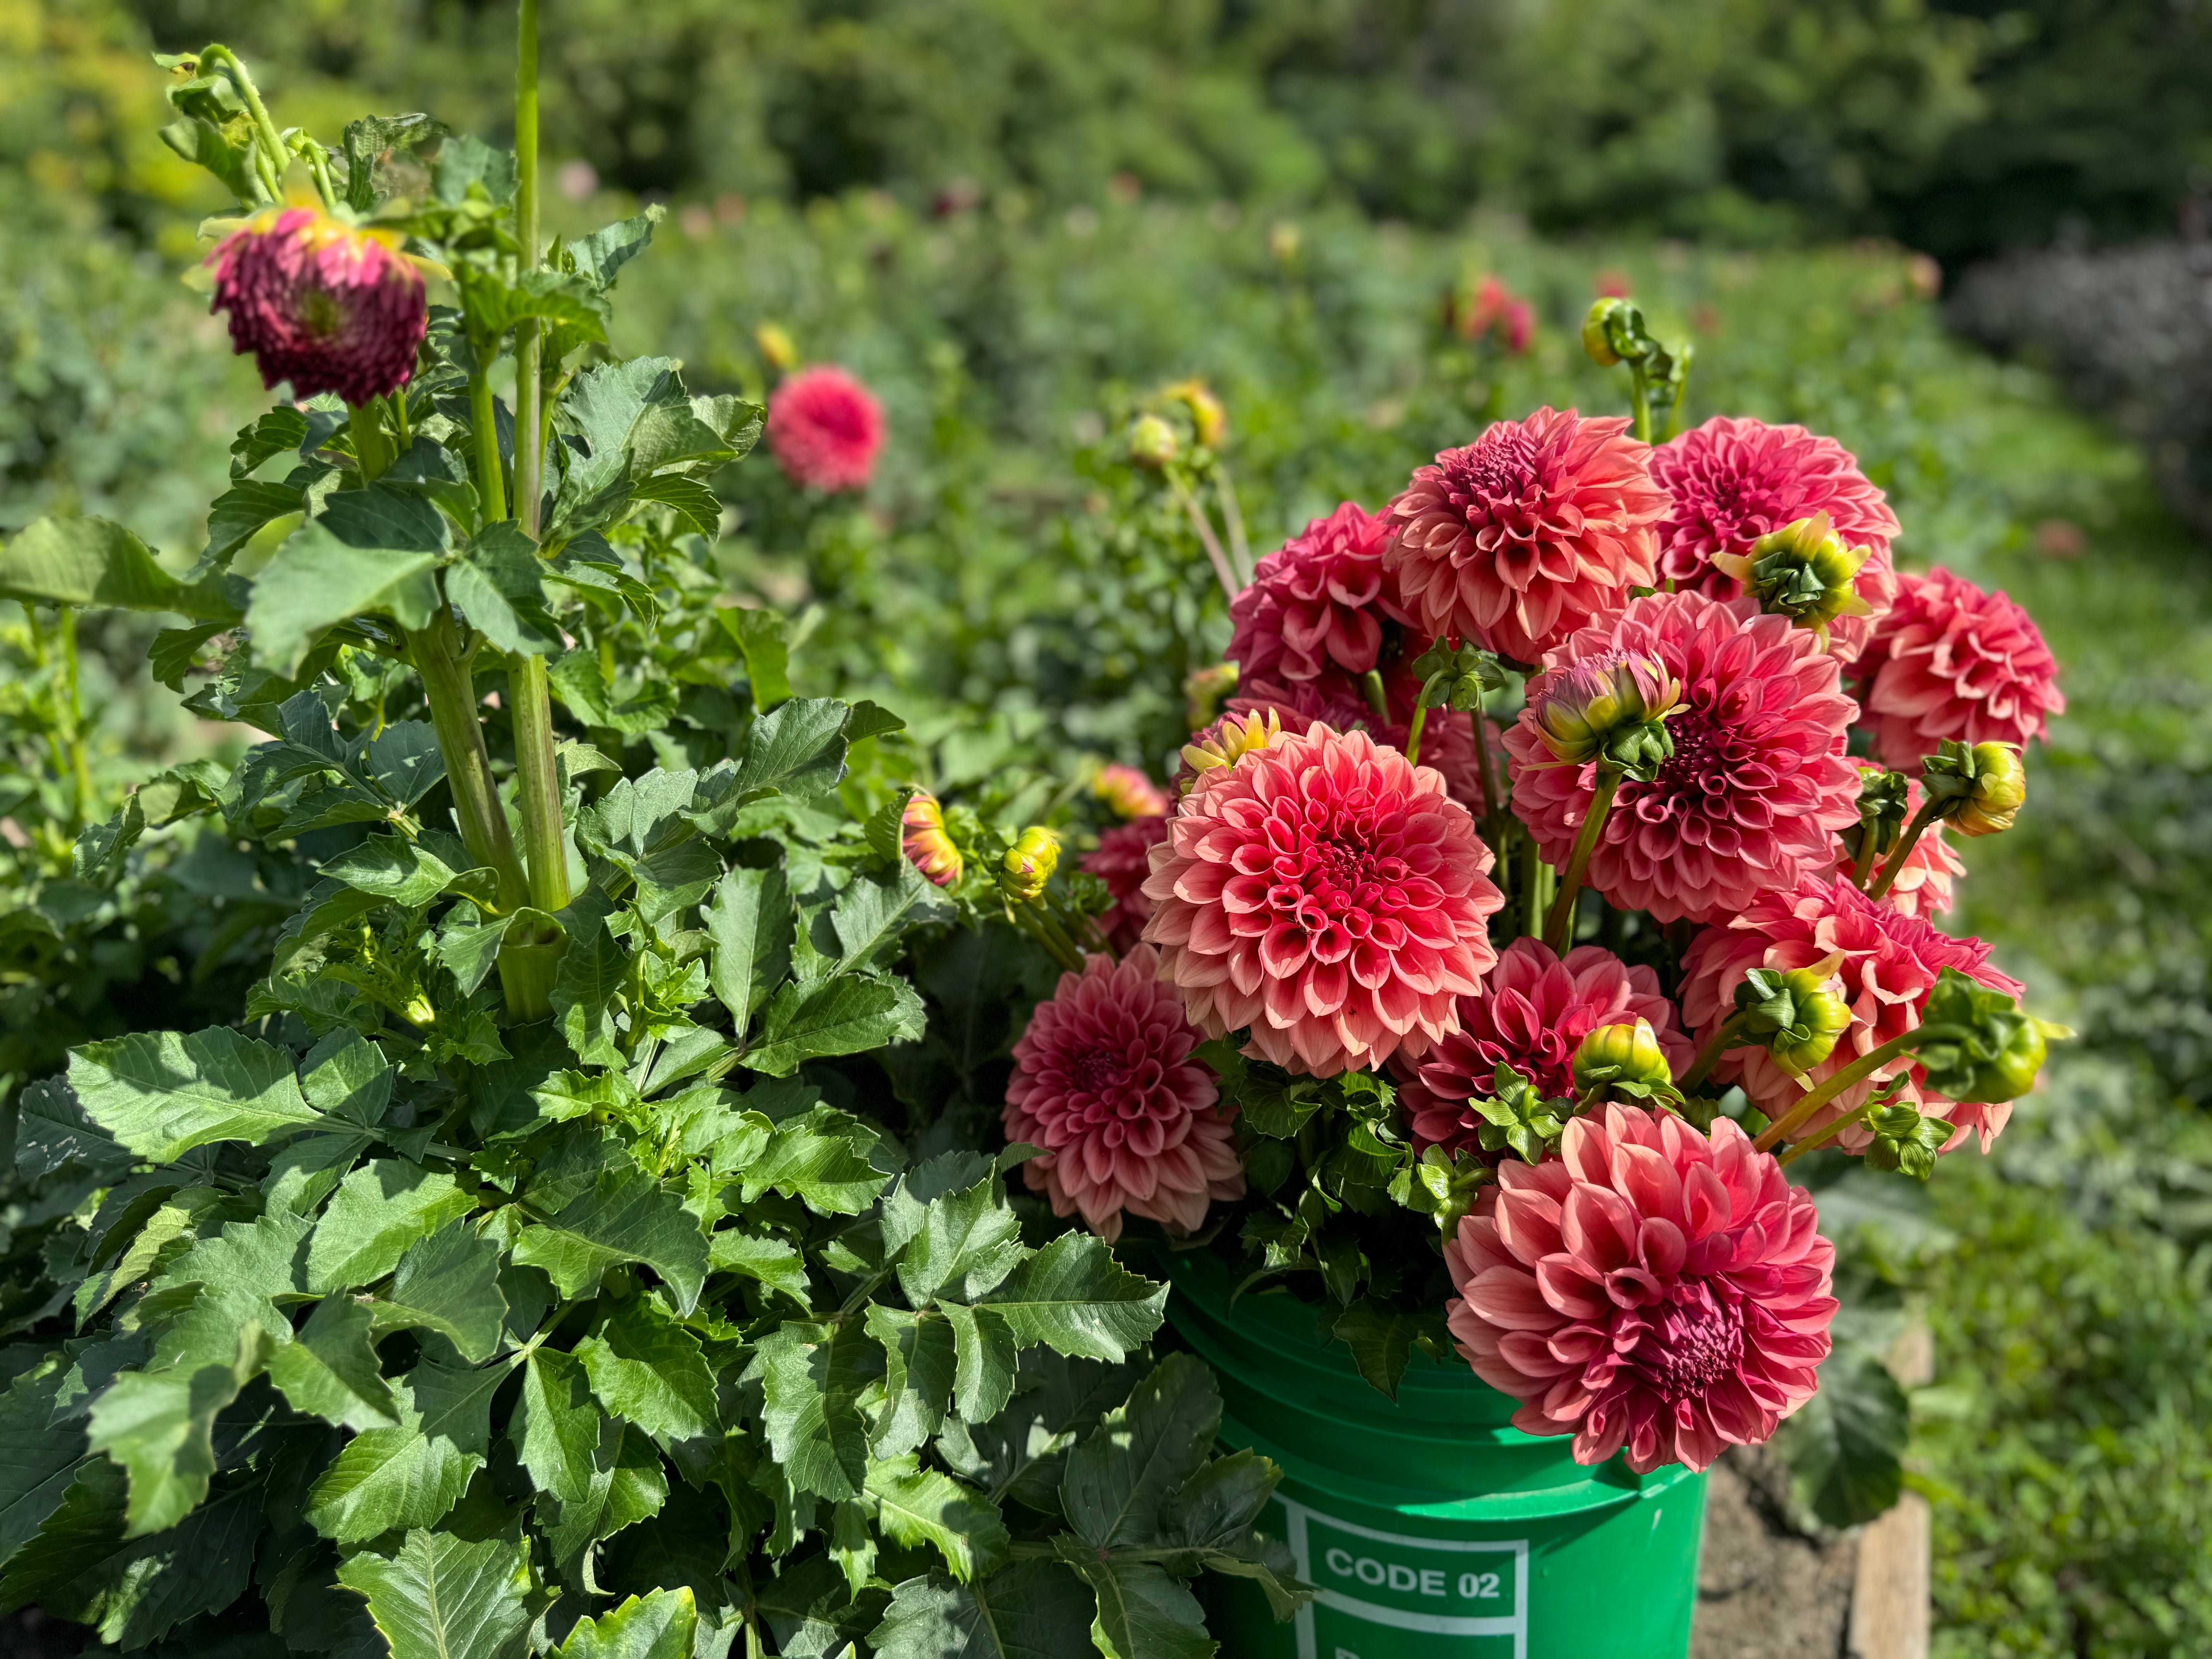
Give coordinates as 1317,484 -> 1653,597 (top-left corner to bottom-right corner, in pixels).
2,22 -> 2210,1659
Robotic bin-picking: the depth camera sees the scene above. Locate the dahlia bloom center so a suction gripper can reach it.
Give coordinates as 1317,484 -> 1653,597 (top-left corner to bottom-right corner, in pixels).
1633,1289 -> 1745,1402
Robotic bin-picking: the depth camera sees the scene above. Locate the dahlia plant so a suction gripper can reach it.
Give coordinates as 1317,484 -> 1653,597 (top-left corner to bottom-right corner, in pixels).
0,21 -> 1304,1659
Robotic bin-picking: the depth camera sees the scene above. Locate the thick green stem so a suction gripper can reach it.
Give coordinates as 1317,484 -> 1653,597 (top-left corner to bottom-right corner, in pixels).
1522,831 -> 1553,942
1359,670 -> 1389,725
1867,800 -> 1940,901
348,403 -> 393,484
1681,1010 -> 1749,1093
1776,1088 -> 1897,1166
1403,670 -> 1451,768
408,613 -> 527,912
1750,1025 -> 1968,1154
1469,701 -> 1500,823
199,47 -> 289,207
1628,361 -> 1653,445
1543,766 -> 1620,953
468,372 -> 508,524
507,659 -> 570,910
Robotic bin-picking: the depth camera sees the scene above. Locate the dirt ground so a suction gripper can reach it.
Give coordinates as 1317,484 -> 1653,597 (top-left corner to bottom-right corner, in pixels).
1693,1444 -> 1859,1659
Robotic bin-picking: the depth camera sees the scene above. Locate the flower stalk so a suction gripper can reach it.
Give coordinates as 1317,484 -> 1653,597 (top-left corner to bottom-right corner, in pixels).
1867,799 -> 1939,901
407,614 -> 528,915
1542,766 -> 1620,952
1749,1023 -> 1968,1153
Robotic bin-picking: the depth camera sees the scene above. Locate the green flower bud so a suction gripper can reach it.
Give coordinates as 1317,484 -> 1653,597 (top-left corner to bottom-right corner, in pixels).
1128,413 -> 1180,470
1582,297 -> 1632,366
1711,512 -> 1874,640
1913,967 -> 2069,1104
1841,767 -> 1912,869
998,826 -> 1061,904
1864,1102 -> 1951,1181
1527,650 -> 1682,781
1401,1144 -> 1495,1237
1573,1019 -> 1676,1094
1922,740 -> 2025,838
1733,965 -> 1853,1077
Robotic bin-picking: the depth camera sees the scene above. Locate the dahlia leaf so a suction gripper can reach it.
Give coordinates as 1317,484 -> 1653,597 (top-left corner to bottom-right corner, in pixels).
553,1586 -> 697,1659
708,1225 -> 810,1305
67,1028 -> 322,1163
340,113 -> 450,213
371,1220 -> 510,1364
718,604 -> 791,709
266,1294 -> 400,1432
892,1178 -> 1025,1308
431,133 -> 518,207
510,1347 -> 602,1506
737,1105 -> 891,1214
0,516 -> 237,621
941,1303 -> 1018,1421
203,477 -> 307,564
543,1421 -> 668,1572
1166,1448 -> 1281,1551
436,908 -> 515,998
552,912 -> 629,1068
229,407 -> 312,478
1058,1553 -> 1214,1659
0,1361 -> 89,1571
305,1161 -> 478,1294
1324,1298 -> 1422,1400
85,1326 -> 266,1537
562,207 -> 665,294
246,528 -> 440,673
870,1562 -> 1095,1659
866,1454 -> 1012,1583
833,862 -> 956,975
626,473 -> 721,538
304,1359 -> 502,1543
866,1305 -> 955,1456
744,973 -> 926,1079
750,1322 -> 878,1501
546,646 -> 678,735
1774,1339 -> 1908,1528
730,695 -> 852,799
574,1297 -> 720,1443
1060,1353 -> 1219,1550
335,1528 -> 536,1659
511,1166 -> 709,1314
448,523 -> 563,657
706,864 -> 795,1034
383,434 -> 478,520
457,266 -> 610,352
317,835 -> 466,908
980,1233 -> 1168,1362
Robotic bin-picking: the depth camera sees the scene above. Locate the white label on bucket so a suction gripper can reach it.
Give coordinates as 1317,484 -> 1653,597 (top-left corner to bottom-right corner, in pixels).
1279,1498 -> 1527,1659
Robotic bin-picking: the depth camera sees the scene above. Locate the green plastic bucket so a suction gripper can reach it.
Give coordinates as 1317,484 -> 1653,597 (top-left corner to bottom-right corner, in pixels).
1161,1250 -> 1706,1659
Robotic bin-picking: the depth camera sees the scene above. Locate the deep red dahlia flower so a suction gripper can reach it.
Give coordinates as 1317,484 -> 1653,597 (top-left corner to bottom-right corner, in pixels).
1226,502 -> 1407,693
1083,817 -> 1171,954
1679,874 -> 2027,1153
1382,407 -> 1666,665
1445,1105 -> 1837,1474
1856,568 -> 2064,771
208,208 -> 427,407
1649,417 -> 1901,663
766,365 -> 885,491
1003,946 -> 1242,1242
1505,591 -> 1862,924
1141,723 -> 1503,1075
1396,940 -> 1691,1155
1226,672 -> 1499,818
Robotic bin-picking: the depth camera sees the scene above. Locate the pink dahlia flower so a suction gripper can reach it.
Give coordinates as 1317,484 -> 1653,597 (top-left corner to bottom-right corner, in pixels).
766,366 -> 885,491
208,207 -> 427,407
1382,407 -> 1667,665
1679,874 -> 2027,1153
1504,591 -> 1861,924
1824,765 -> 1962,919
1094,763 -> 1168,821
1141,723 -> 1503,1075
1083,817 -> 1171,953
1649,417 -> 1902,663
1445,1104 -> 1837,1474
1227,672 -> 1499,818
1227,502 -> 1408,695
1003,946 -> 1243,1242
1856,567 -> 2064,771
1396,940 -> 1691,1155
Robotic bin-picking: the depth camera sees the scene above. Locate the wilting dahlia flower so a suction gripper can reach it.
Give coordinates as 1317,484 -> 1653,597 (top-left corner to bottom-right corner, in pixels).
1227,672 -> 1498,817
1382,407 -> 1666,665
1227,503 -> 1407,693
1648,417 -> 1901,663
207,207 -> 428,406
1142,723 -> 1503,1075
1445,1105 -> 1836,1474
1083,817 -> 1171,953
1396,940 -> 1691,1155
1003,946 -> 1243,1242
1679,874 -> 2027,1152
1505,591 -> 1861,924
766,366 -> 885,491
1855,568 -> 2064,771
1824,766 -> 1962,919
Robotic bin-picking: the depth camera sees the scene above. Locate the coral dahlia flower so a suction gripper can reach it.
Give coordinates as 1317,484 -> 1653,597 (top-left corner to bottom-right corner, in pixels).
766,366 -> 885,491
1141,723 -> 1502,1075
1649,416 -> 1901,663
1679,874 -> 2027,1153
1382,407 -> 1666,665
1227,503 -> 1408,694
901,791 -> 962,887
1004,946 -> 1242,1242
1856,568 -> 2064,772
208,207 -> 428,406
1445,1104 -> 1837,1474
1083,817 -> 1170,953
1227,672 -> 1498,817
1824,765 -> 1962,919
1094,763 -> 1168,821
1505,591 -> 1861,924
1396,940 -> 1691,1156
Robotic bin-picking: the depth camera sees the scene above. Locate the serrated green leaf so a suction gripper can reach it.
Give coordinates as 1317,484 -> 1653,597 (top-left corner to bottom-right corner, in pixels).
744,973 -> 926,1078
68,1027 -> 322,1163
982,1233 -> 1167,1362
304,1359 -> 503,1543
831,861 -> 953,974
1060,1354 -> 1220,1551
555,1586 -> 697,1659
14,1075 -> 128,1181
866,1305 -> 957,1459
144,1210 -> 312,1366
732,697 -> 849,797
866,1455 -> 1011,1583
544,1420 -> 666,1571
737,1106 -> 890,1214
204,477 -> 307,563
1166,1448 -> 1280,1552
459,265 -> 610,349
707,1228 -> 810,1305
718,606 -> 790,710
373,1219 -> 510,1364
513,1167 -> 709,1314
1773,1339 -> 1909,1527
750,1322 -> 878,1502
893,1178 -> 1025,1309
0,516 -> 237,620
86,1325 -> 269,1537
1326,1299 -> 1422,1400
1063,1556 -> 1214,1659
563,208 -> 663,292
246,508 -> 443,673
0,1361 -> 87,1570
511,1348 -> 602,1507
336,1528 -> 535,1659
705,864 -> 793,1036
438,908 -> 516,996
553,914 -> 628,1068
307,1161 -> 479,1294
448,522 -> 563,658
869,1563 -> 1096,1659
626,474 -> 721,538
266,1294 -> 400,1432
319,836 -> 465,907
575,1299 -> 718,1443
232,407 -> 311,477
941,1303 -> 1018,1422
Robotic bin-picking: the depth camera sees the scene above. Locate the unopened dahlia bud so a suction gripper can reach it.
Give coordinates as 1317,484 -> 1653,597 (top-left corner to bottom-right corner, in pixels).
1573,1018 -> 1677,1097
1712,511 -> 1874,639
1162,379 -> 1227,449
1527,650 -> 1681,780
1094,763 -> 1168,820
1183,661 -> 1238,729
1922,740 -> 2025,837
901,791 -> 963,887
754,321 -> 799,373
999,826 -> 1061,903
1582,297 -> 1632,366
1179,707 -> 1280,790
1733,965 -> 1853,1077
1128,414 -> 1180,470
1915,968 -> 2067,1105
1864,1102 -> 1951,1180
208,206 -> 428,406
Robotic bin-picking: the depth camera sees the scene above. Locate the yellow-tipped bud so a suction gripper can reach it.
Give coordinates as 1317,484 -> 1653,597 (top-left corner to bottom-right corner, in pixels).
998,826 -> 1061,903
1180,708 -> 1280,791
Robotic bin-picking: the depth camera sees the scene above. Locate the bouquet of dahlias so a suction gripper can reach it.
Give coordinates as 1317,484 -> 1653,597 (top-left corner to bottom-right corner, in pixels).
984,296 -> 2067,1486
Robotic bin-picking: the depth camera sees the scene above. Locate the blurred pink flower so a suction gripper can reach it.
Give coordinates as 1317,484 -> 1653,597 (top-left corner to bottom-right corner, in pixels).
208,207 -> 426,406
1094,763 -> 1168,821
767,365 -> 885,491
1856,567 -> 2064,771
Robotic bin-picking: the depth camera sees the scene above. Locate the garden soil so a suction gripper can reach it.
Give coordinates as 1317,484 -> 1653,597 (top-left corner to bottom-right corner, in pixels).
1693,1444 -> 1857,1657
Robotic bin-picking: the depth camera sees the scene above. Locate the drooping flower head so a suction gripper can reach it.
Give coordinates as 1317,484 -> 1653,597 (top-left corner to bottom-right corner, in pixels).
1083,817 -> 1171,953
1142,723 -> 1503,1076
1504,591 -> 1862,924
1226,671 -> 1498,817
1395,939 -> 1691,1155
766,365 -> 885,491
1649,417 -> 1901,663
1382,407 -> 1667,665
1226,503 -> 1407,695
1444,1104 -> 1837,1474
901,791 -> 962,887
1856,567 -> 2063,771
1679,874 -> 2027,1153
1094,763 -> 1168,821
1004,946 -> 1243,1243
207,206 -> 428,406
